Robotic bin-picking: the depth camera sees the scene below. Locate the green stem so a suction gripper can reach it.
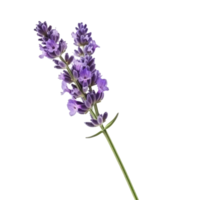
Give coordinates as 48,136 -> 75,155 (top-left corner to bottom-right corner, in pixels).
102,130 -> 141,200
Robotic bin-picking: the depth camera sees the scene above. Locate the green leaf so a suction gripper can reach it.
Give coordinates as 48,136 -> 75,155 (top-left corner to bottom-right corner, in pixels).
83,130 -> 103,139
104,112 -> 121,130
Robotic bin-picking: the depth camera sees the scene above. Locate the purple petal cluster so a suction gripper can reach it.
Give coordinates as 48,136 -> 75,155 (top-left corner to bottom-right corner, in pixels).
35,21 -> 109,126
71,23 -> 92,46
53,60 -> 66,69
34,21 -> 67,59
67,99 -> 88,116
85,112 -> 108,127
97,79 -> 109,92
58,71 -> 72,83
84,90 -> 104,108
84,40 -> 99,55
52,52 -> 74,70
69,21 -> 102,57
64,53 -> 74,65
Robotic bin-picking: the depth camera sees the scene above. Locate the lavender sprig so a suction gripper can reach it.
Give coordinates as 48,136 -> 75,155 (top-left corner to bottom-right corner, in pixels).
34,21 -> 139,200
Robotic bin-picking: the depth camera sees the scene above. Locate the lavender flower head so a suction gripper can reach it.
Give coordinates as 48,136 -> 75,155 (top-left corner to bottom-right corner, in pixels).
34,21 -> 67,59
34,21 -> 109,128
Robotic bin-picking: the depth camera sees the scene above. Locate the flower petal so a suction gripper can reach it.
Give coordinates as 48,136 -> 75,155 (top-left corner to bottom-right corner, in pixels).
101,111 -> 110,123
85,122 -> 95,127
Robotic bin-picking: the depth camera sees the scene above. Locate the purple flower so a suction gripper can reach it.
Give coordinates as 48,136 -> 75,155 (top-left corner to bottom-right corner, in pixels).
91,70 -> 101,86
79,68 -> 92,83
43,29 -> 60,53
67,99 -> 81,116
72,23 -> 92,46
56,70 -> 82,99
85,89 -> 105,108
70,84 -> 82,99
37,38 -> 69,61
77,23 -> 88,34
74,47 -> 84,57
64,53 -> 74,65
101,111 -> 110,123
58,70 -> 72,83
97,79 -> 109,92
85,112 -> 108,127
35,23 -> 67,59
69,31 -> 77,43
72,69 -> 79,80
79,56 -> 96,71
45,39 -> 67,58
53,60 -> 66,69
84,40 -> 99,55
37,43 -> 48,60
56,70 -> 72,96
34,21 -> 52,38
72,59 -> 83,71
44,39 -> 59,53
32,20 -> 61,45
58,83 -> 72,96
67,99 -> 88,116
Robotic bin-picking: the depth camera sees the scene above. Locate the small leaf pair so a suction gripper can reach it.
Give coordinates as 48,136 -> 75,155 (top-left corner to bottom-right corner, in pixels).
83,112 -> 121,139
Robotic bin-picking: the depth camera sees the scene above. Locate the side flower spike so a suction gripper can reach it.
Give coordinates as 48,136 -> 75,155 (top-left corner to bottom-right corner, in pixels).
85,112 -> 108,127
64,53 -> 74,65
45,39 -> 67,59
34,21 -> 52,39
58,71 -> 72,83
53,60 -> 66,69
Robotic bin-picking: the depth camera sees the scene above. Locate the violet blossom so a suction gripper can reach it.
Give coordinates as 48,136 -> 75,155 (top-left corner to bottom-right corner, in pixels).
34,21 -> 67,59
34,21 -> 109,124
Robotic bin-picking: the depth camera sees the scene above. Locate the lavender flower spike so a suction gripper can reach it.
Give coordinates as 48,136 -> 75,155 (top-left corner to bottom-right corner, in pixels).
35,21 -> 67,59
34,21 -> 139,200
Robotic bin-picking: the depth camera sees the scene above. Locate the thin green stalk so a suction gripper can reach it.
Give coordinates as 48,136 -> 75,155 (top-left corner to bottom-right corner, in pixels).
92,103 -> 139,198
102,130 -> 141,200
